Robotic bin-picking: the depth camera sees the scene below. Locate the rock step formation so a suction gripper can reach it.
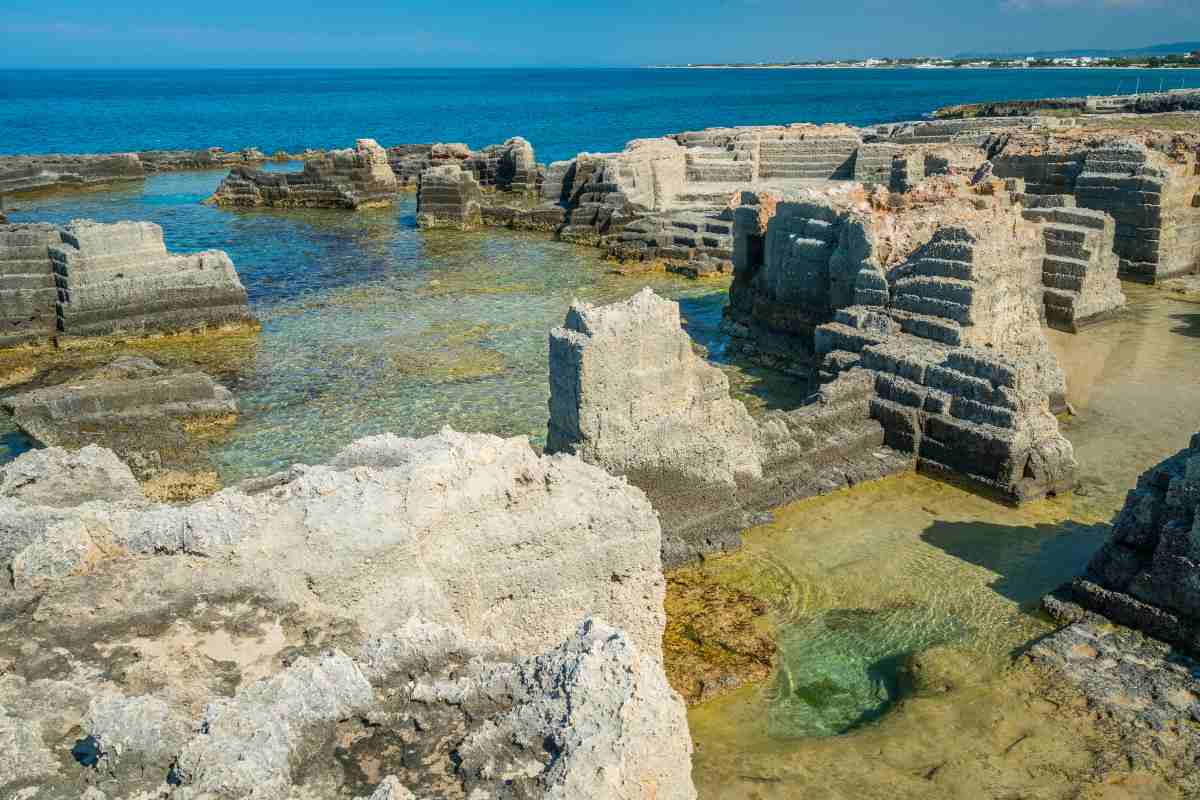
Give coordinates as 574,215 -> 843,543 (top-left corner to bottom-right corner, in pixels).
1020,198 -> 1126,331
0,219 -> 252,347
724,187 -> 1076,502
756,136 -> 860,180
207,139 -> 398,210
1046,431 -> 1200,654
608,211 -> 734,276
51,220 -> 252,338
995,135 -> 1200,283
0,224 -> 60,348
878,117 -> 1044,146
547,288 -> 911,565
853,143 -> 904,185
816,311 -> 1076,501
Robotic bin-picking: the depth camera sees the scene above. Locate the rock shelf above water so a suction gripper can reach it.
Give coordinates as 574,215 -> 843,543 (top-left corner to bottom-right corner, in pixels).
0,219 -> 253,349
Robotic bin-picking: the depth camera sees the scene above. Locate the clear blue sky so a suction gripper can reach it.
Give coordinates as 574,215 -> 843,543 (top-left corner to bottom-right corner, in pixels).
2,0 -> 1197,68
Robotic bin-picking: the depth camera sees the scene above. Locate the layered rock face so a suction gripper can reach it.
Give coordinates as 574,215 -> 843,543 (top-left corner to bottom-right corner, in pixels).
207,139 -> 398,209
1,355 -> 236,498
415,165 -> 484,229
51,219 -> 253,338
1047,432 -> 1200,652
0,223 -> 61,347
994,132 -> 1200,282
0,429 -> 694,799
1018,191 -> 1127,330
0,219 -> 253,347
0,152 -> 144,195
722,184 -> 1077,502
547,288 -> 911,565
0,148 -> 294,196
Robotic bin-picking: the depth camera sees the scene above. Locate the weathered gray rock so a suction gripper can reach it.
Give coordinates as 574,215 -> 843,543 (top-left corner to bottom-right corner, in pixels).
0,219 -> 254,347
207,139 -> 398,210
721,186 -> 1077,502
0,223 -> 61,347
547,289 -> 911,564
1046,431 -> 1200,652
0,430 -> 692,800
0,152 -> 144,196
416,165 -> 484,229
0,444 -> 142,507
1,355 -> 236,495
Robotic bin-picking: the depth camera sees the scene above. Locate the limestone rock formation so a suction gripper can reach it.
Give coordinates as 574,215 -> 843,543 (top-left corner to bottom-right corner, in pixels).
0,223 -> 61,348
1046,431 -> 1200,652
415,165 -> 484,229
0,152 -> 144,195
994,131 -> 1200,282
0,444 -> 142,507
1,355 -> 236,500
51,219 -> 253,338
721,185 -> 1077,502
207,139 -> 398,209
0,429 -> 693,799
0,147 -> 293,196
0,219 -> 253,347
547,288 -> 911,565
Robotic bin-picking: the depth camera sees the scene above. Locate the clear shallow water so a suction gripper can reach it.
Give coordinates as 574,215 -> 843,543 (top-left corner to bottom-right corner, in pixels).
687,286 -> 1200,797
0,67 -> 1191,161
2,169 -> 749,480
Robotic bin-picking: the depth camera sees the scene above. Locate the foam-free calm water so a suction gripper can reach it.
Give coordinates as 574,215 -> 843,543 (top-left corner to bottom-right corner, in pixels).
1,67 -> 1190,161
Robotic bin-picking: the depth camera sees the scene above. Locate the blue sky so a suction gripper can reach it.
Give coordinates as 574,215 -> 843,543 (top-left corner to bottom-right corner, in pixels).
2,0 -> 1197,68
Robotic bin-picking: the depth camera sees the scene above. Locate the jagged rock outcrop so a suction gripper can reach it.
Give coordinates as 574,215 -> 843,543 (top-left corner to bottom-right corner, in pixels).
1,355 -> 236,500
206,139 -> 398,209
0,430 -> 693,799
1046,431 -> 1200,652
415,165 -> 484,229
994,131 -> 1200,282
0,219 -> 253,347
547,288 -> 911,565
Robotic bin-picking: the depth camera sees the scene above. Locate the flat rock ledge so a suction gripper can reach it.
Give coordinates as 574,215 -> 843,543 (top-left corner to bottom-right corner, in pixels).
0,428 -> 695,799
1,355 -> 236,501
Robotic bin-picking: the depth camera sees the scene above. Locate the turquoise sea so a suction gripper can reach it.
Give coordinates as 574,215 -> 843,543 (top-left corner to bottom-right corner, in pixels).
0,67 -> 1191,161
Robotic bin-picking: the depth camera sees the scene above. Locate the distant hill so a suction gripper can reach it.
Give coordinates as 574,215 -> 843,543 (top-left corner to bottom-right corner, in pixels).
955,42 -> 1200,60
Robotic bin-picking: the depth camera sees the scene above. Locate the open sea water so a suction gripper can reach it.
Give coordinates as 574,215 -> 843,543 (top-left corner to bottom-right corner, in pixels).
1,66 -> 1191,161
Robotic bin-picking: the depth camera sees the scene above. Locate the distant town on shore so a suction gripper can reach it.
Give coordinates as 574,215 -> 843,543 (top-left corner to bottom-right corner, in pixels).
655,42 -> 1200,71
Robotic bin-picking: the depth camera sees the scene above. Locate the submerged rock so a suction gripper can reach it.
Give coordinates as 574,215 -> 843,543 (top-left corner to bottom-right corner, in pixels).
0,429 -> 693,798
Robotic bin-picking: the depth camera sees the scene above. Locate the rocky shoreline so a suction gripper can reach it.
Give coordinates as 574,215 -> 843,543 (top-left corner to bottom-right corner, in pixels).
1,105 -> 1199,798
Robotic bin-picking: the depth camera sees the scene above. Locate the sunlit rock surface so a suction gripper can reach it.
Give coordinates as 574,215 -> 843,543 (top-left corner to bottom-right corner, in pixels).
0,429 -> 693,798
